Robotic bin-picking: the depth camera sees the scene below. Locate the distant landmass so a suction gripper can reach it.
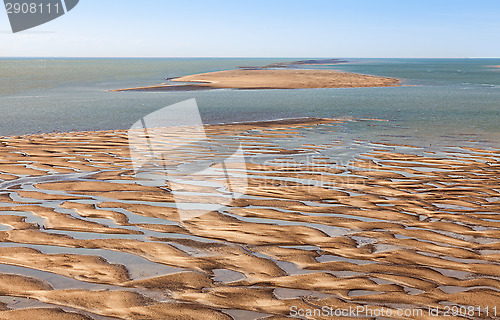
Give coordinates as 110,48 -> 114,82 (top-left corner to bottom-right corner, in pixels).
237,58 -> 348,70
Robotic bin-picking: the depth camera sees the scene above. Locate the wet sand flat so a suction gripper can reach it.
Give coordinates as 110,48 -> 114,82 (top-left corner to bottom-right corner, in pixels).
0,119 -> 499,319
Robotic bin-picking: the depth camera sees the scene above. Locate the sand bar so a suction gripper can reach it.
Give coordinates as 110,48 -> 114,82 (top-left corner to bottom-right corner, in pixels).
112,69 -> 400,91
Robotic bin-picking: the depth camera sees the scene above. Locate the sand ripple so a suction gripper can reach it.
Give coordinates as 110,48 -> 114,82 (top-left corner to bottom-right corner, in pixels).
0,119 -> 499,319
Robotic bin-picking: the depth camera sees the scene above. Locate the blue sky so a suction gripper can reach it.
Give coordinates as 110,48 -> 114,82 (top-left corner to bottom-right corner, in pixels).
1,0 -> 499,57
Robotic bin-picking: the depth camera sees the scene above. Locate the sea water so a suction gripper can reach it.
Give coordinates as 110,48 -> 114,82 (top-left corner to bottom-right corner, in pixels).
0,58 -> 498,149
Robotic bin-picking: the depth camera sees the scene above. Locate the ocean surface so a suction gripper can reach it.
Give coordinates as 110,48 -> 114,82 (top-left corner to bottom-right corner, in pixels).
0,58 -> 499,149
0,59 -> 499,317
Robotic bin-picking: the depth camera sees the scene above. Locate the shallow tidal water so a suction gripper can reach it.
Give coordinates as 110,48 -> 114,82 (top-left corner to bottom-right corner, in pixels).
0,58 -> 499,319
0,58 -> 499,149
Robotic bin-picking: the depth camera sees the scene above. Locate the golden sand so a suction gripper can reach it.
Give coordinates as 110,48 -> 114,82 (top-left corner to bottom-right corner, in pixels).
0,119 -> 499,319
112,69 -> 400,91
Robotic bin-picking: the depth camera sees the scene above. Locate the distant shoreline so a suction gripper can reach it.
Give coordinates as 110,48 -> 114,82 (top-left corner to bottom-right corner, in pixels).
111,59 -> 400,92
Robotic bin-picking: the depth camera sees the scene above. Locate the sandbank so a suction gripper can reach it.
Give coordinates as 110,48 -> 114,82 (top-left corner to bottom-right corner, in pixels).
112,69 -> 400,91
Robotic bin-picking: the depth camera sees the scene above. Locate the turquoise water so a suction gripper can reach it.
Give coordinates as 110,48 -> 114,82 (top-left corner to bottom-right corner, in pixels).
0,58 -> 499,148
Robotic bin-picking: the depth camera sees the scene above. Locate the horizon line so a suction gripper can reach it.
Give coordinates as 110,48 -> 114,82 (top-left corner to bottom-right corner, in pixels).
1,56 -> 500,59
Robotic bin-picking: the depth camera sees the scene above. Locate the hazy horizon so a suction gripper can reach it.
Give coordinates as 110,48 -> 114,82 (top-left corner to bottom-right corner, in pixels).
1,56 -> 500,59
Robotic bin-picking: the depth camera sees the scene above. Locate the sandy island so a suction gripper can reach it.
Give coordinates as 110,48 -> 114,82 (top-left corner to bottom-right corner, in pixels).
111,69 -> 400,92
